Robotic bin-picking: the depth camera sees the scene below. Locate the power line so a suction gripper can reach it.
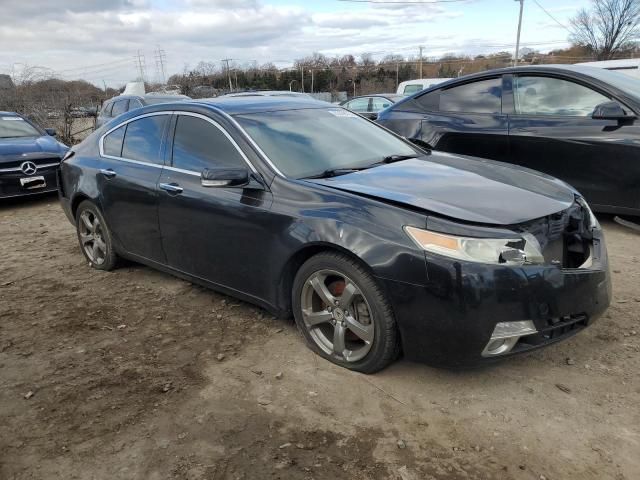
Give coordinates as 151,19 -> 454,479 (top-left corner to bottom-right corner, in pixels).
532,0 -> 572,33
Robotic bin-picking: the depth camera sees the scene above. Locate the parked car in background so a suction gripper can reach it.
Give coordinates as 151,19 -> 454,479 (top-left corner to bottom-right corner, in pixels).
59,97 -> 609,372
96,93 -> 191,128
576,59 -> 640,80
340,94 -> 404,119
397,78 -> 452,95
378,65 -> 640,216
0,111 -> 68,198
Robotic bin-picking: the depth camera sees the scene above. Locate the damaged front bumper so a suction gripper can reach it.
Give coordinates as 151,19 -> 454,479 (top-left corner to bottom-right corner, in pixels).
382,205 -> 611,368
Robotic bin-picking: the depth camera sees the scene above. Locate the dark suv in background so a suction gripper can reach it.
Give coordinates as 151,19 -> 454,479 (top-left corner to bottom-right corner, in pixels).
96,93 -> 191,128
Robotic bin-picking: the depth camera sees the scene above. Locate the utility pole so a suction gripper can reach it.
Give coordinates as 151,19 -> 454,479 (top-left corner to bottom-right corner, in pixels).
221,58 -> 233,91
154,46 -> 167,84
514,0 -> 524,66
396,62 -> 399,89
419,45 -> 424,78
301,65 -> 305,93
310,69 -> 314,94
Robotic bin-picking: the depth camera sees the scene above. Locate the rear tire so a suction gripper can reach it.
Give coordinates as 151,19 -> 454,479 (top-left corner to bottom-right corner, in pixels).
75,200 -> 118,271
292,252 -> 400,373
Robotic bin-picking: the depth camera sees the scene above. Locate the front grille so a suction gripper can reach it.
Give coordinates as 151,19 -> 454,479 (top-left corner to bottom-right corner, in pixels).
0,157 -> 61,173
512,313 -> 589,352
539,313 -> 589,340
512,201 -> 592,268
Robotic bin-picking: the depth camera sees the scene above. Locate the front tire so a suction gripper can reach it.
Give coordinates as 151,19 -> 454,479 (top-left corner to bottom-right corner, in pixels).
292,252 -> 400,373
75,200 -> 118,271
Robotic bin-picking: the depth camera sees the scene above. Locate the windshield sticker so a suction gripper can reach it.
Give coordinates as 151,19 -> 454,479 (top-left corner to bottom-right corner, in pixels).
1,117 -> 24,121
327,109 -> 358,118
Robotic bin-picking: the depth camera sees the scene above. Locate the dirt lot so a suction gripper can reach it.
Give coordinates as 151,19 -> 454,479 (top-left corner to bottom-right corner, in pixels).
1,195 -> 638,480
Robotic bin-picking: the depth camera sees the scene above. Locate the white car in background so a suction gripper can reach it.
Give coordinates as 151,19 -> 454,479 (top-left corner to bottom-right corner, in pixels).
397,78 -> 452,95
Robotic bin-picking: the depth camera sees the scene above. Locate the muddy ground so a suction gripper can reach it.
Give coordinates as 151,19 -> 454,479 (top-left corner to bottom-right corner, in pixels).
1,194 -> 638,480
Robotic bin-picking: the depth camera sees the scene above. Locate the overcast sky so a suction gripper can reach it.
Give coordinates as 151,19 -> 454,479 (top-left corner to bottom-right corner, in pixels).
0,0 -> 584,87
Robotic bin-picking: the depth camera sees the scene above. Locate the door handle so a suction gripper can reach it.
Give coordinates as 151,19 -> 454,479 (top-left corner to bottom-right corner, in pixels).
159,183 -> 183,194
100,168 -> 116,178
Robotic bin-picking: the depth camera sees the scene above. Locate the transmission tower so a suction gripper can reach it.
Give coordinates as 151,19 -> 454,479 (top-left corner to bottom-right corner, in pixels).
133,50 -> 146,82
154,47 -> 167,84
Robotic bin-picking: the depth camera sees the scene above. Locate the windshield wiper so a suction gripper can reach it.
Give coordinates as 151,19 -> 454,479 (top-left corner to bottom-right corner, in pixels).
302,168 -> 363,179
380,154 -> 419,164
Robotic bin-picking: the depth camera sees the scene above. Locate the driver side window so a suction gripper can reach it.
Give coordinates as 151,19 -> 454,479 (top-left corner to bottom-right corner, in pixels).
172,115 -> 246,172
514,76 -> 611,116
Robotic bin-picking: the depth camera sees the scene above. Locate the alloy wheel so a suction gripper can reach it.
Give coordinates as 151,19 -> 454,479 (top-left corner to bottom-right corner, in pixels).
78,210 -> 107,265
300,269 -> 375,362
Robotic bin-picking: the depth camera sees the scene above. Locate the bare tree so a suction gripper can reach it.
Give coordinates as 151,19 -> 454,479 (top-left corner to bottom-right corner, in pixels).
570,0 -> 640,59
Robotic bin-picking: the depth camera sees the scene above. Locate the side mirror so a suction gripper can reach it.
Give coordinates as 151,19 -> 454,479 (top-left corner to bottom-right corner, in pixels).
592,101 -> 634,120
201,167 -> 249,188
45,128 -> 57,136
367,112 -> 378,121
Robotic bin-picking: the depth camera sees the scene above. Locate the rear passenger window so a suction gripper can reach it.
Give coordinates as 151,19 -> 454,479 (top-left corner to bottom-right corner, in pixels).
172,115 -> 245,172
439,78 -> 502,114
101,102 -> 114,117
103,125 -> 125,157
111,100 -> 129,117
128,99 -> 143,111
121,115 -> 168,165
345,98 -> 370,113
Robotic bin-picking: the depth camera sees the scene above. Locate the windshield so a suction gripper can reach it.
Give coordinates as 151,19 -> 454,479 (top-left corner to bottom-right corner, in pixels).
0,116 -> 41,138
235,108 -> 417,178
581,66 -> 640,98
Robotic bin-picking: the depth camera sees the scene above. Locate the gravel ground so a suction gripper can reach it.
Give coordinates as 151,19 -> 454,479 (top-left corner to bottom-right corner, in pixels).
1,194 -> 638,480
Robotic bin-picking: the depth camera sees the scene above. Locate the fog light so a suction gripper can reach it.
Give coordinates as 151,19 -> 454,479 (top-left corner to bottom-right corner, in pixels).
482,320 -> 537,357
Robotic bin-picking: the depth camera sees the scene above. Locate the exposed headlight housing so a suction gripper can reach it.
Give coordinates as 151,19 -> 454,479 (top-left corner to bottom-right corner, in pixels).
404,226 -> 544,265
576,197 -> 599,230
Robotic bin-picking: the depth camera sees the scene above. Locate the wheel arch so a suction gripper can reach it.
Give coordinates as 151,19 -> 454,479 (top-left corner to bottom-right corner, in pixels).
275,242 -> 378,318
70,193 -> 92,221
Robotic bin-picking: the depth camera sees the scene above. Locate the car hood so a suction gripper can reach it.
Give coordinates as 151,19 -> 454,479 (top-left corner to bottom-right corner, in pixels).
307,152 -> 576,225
0,136 -> 66,162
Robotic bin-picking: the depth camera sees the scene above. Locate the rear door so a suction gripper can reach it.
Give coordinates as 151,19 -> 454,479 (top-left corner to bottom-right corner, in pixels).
506,74 -> 640,210
157,113 -> 274,298
98,112 -> 170,262
415,76 -> 510,160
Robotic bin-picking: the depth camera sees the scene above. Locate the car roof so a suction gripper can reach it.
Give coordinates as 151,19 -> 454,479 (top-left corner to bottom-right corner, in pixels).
189,96 -> 333,115
222,90 -> 312,98
417,64 -> 623,89
0,111 -> 20,116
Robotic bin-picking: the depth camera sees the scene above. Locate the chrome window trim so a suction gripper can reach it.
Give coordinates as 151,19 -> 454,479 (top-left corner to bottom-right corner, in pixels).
98,110 -> 259,175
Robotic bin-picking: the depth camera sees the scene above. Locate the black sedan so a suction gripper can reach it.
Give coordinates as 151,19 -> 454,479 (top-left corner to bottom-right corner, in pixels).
0,112 -> 68,199
340,94 -> 404,119
377,65 -> 640,216
58,97 -> 611,372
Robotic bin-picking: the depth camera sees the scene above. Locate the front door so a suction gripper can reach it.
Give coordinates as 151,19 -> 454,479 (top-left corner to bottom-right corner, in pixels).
157,113 -> 273,299
98,113 -> 170,262
507,74 -> 640,211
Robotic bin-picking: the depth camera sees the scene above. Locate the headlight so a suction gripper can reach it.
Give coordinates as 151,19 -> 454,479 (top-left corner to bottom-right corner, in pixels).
404,226 -> 544,265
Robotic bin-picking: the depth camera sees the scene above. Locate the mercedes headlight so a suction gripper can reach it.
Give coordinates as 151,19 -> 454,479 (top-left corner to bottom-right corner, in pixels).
404,226 -> 544,265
